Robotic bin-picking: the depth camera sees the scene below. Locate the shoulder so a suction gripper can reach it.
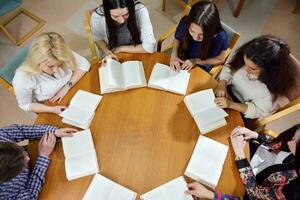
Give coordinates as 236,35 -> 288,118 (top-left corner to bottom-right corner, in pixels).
13,70 -> 36,87
71,51 -> 90,71
91,7 -> 106,24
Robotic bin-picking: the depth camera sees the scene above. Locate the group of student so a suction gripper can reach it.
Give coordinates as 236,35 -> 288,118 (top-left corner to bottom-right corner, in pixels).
0,0 -> 299,199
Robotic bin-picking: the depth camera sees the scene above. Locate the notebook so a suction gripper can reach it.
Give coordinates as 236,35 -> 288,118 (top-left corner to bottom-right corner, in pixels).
184,135 -> 228,189
148,63 -> 190,95
184,89 -> 228,134
61,129 -> 99,181
82,174 -> 137,200
99,58 -> 147,94
140,176 -> 193,200
60,90 -> 102,129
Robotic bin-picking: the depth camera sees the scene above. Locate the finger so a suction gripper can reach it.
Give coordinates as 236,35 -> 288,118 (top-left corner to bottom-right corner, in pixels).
179,59 -> 185,64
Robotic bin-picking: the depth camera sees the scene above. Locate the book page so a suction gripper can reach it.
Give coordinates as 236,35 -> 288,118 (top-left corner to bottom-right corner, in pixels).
194,107 -> 228,125
70,90 -> 102,113
62,129 -> 94,158
194,118 -> 227,134
107,58 -> 125,88
166,70 -> 190,95
65,151 -> 99,181
148,63 -> 171,90
59,106 -> 92,125
99,66 -> 110,94
108,184 -> 137,200
122,61 -> 146,88
140,186 -> 168,200
82,174 -> 114,200
62,112 -> 94,130
185,135 -> 228,189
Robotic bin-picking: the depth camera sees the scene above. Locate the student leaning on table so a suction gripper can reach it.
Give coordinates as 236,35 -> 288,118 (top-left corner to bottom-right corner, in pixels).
214,35 -> 297,119
186,125 -> 300,200
0,124 -> 77,200
90,0 -> 156,61
12,32 -> 90,115
170,1 -> 228,72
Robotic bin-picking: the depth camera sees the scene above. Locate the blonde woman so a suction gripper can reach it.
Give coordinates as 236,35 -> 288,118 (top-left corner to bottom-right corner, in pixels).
13,32 -> 90,114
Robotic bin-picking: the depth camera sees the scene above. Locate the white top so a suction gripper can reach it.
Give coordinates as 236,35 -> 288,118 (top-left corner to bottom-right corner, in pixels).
13,51 -> 90,112
90,3 -> 156,53
218,64 -> 280,119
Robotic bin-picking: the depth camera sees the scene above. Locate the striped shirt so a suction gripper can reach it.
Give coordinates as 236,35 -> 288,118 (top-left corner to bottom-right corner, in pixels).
0,124 -> 57,200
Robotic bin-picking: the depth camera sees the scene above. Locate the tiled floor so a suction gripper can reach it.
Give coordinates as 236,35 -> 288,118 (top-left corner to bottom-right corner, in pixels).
0,0 -> 299,130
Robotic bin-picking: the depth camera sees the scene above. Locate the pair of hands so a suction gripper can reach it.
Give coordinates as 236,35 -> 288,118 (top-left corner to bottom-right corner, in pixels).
39,128 -> 78,157
48,85 -> 71,115
170,55 -> 198,71
214,82 -> 233,109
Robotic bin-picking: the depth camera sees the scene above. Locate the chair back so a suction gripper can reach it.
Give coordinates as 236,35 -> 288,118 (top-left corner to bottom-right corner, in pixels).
84,8 -> 99,63
0,0 -> 21,16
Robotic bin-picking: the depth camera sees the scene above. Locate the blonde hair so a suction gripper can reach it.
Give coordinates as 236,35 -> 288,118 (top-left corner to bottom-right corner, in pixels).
18,32 -> 76,75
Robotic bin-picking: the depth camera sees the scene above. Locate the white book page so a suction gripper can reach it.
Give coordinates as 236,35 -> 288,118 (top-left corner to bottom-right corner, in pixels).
148,63 -> 171,90
194,107 -> 228,125
62,112 -> 94,130
70,90 -> 102,113
65,151 -> 99,180
166,70 -> 190,95
99,66 -> 110,94
184,89 -> 216,115
62,129 -> 94,158
82,174 -> 114,200
185,136 -> 228,188
140,186 -> 168,200
59,106 -> 92,125
108,184 -> 137,200
107,58 -> 125,88
122,61 -> 145,88
194,118 -> 227,134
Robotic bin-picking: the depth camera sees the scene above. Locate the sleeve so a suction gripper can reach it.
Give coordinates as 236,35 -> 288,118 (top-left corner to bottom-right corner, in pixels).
136,6 -> 156,53
218,64 -> 233,83
72,51 -> 90,71
12,71 -> 35,112
243,94 -> 273,119
256,133 -> 274,143
90,11 -> 107,42
0,124 -> 57,142
210,31 -> 229,57
235,159 -> 283,199
175,17 -> 186,41
214,192 -> 241,200
14,156 -> 50,200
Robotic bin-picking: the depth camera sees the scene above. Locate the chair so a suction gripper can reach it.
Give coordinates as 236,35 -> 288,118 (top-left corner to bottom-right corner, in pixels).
84,9 -> 99,63
0,0 -> 46,46
162,0 -> 194,12
157,6 -> 240,78
233,0 -> 246,17
0,45 -> 29,93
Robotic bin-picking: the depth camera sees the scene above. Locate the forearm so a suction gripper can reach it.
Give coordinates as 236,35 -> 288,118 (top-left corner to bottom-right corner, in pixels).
230,102 -> 248,113
171,39 -> 180,57
198,57 -> 225,66
95,40 -> 112,56
117,44 -> 148,54
29,103 -> 56,114
68,69 -> 85,86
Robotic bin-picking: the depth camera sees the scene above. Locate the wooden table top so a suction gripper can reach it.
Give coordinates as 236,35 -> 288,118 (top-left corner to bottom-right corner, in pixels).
29,52 -> 247,200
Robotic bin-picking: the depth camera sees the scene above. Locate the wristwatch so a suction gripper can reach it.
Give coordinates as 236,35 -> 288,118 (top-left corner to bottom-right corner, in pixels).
66,81 -> 73,89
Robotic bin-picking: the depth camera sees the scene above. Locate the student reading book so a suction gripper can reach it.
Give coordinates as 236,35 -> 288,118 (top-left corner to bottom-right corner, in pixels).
99,58 -> 146,94
184,89 -> 228,134
140,176 -> 193,200
82,174 -> 137,200
61,129 -> 99,181
59,90 -> 102,129
184,135 -> 228,189
148,63 -> 190,95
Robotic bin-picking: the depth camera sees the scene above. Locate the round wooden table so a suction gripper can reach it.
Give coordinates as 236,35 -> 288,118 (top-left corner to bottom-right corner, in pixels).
29,53 -> 247,200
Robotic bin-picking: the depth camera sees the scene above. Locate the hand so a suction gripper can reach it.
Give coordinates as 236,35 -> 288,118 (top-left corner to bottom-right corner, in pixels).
214,97 -> 232,109
112,46 -> 123,54
185,182 -> 214,199
230,134 -> 246,158
49,86 -> 69,103
39,133 -> 56,157
214,82 -> 228,98
170,54 -> 183,71
54,128 -> 77,137
181,59 -> 195,71
101,53 -> 119,66
50,106 -> 67,115
231,126 -> 258,140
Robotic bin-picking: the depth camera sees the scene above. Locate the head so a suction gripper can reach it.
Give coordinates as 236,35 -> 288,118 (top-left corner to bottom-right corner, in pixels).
102,0 -> 141,49
178,1 -> 223,60
229,35 -> 297,97
18,32 -> 76,75
0,142 -> 29,184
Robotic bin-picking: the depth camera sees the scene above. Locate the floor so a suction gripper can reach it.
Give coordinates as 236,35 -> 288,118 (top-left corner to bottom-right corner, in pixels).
0,0 -> 299,132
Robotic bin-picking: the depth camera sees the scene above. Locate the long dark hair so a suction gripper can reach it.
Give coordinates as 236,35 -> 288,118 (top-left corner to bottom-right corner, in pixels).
178,1 -> 223,60
229,35 -> 296,98
101,0 -> 141,49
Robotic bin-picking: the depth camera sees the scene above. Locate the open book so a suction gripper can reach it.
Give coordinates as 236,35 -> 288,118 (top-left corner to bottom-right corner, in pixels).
148,63 -> 190,95
60,90 -> 102,129
184,89 -> 228,134
61,129 -> 99,181
140,176 -> 193,200
99,58 -> 147,94
82,174 -> 137,200
184,135 -> 228,189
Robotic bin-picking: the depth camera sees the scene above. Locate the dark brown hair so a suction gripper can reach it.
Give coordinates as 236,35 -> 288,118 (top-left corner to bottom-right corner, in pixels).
178,1 -> 223,60
0,142 -> 25,183
228,35 -> 296,98
101,0 -> 141,49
